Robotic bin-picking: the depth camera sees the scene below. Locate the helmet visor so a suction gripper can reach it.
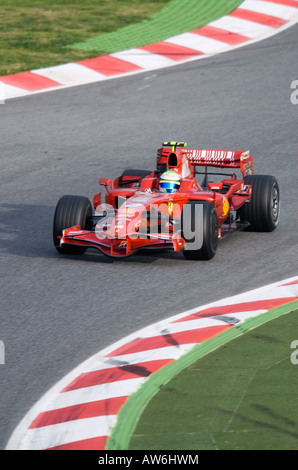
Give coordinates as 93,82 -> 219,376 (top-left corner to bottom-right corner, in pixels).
160,180 -> 180,193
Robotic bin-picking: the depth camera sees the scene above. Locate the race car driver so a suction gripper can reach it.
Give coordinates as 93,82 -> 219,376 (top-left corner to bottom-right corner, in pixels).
159,170 -> 181,193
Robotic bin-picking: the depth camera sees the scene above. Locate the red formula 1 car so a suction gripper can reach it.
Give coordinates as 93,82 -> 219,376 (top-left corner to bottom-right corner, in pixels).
53,142 -> 280,260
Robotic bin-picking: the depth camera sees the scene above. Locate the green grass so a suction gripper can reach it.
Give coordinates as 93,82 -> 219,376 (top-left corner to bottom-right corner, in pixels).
129,309 -> 298,450
0,0 -> 169,75
68,0 -> 243,53
0,0 -> 243,77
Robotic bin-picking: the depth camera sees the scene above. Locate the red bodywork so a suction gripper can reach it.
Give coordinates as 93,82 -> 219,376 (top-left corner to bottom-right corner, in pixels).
60,143 -> 253,257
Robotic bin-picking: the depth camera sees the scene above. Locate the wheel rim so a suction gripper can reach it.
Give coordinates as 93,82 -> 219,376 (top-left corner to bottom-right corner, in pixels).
271,185 -> 279,225
210,210 -> 218,253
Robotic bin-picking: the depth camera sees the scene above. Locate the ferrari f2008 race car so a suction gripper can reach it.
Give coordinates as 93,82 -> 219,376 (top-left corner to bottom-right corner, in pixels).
53,142 -> 280,260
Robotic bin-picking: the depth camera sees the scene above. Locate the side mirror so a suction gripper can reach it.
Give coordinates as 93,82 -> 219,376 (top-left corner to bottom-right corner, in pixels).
99,178 -> 111,194
99,178 -> 111,186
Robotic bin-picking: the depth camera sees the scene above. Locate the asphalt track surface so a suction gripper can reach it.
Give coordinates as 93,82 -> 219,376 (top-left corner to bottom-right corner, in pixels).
1,24 -> 298,450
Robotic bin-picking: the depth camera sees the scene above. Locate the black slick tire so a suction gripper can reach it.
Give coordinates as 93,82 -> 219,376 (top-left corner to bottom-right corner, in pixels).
239,175 -> 279,231
53,195 -> 92,254
182,201 -> 218,260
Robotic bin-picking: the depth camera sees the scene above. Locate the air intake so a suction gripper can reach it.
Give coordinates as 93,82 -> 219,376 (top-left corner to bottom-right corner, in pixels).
168,152 -> 178,167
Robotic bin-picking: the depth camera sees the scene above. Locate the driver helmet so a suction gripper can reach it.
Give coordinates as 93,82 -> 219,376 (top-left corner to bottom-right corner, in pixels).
159,170 -> 181,193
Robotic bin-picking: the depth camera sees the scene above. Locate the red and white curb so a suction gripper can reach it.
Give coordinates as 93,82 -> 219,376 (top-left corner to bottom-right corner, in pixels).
1,0 -> 298,101
6,276 -> 298,450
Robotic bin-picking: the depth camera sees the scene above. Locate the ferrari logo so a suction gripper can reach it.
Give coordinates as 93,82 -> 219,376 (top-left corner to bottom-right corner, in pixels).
168,201 -> 173,216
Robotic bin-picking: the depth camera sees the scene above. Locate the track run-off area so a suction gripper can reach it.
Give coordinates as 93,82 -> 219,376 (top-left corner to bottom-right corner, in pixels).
1,0 -> 298,450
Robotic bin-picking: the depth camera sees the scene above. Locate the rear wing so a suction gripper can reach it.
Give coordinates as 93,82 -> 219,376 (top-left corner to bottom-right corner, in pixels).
185,149 -> 253,175
157,142 -> 253,177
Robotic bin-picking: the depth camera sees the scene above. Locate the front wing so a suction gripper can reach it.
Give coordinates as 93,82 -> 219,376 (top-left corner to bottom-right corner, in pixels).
60,226 -> 185,257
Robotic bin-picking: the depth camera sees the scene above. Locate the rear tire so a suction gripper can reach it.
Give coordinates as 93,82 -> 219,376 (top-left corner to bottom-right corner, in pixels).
182,201 -> 218,260
53,195 -> 92,254
239,175 -> 279,231
121,169 -> 152,178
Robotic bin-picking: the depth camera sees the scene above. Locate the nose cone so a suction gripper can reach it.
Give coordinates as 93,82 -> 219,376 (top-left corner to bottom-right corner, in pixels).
112,204 -> 142,239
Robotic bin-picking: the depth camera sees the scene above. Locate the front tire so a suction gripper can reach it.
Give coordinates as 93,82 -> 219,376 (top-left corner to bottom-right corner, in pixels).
239,175 -> 279,231
182,201 -> 218,260
53,195 -> 92,254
